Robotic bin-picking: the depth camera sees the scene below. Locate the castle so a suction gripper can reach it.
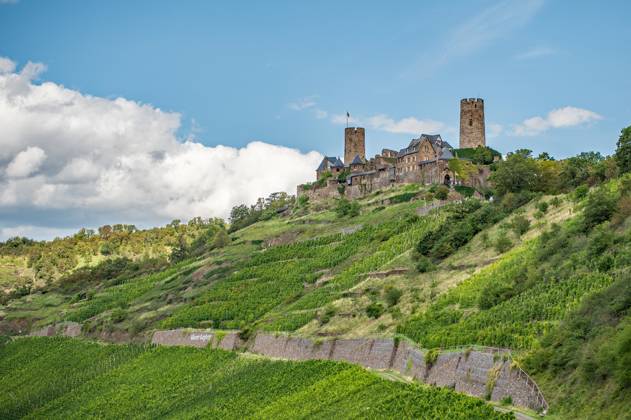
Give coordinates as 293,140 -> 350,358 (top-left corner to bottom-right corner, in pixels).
299,98 -> 493,200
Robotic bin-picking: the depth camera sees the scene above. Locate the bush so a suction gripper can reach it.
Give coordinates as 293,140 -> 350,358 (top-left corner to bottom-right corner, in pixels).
389,192 -> 416,203
385,287 -> 403,307
110,307 -> 126,323
510,215 -> 531,236
416,255 -> 436,273
435,185 -> 449,200
454,185 -> 475,197
550,196 -> 562,207
537,201 -> 549,213
582,189 -> 616,231
335,198 -> 360,217
574,185 -> 589,201
366,302 -> 384,319
494,232 -> 513,253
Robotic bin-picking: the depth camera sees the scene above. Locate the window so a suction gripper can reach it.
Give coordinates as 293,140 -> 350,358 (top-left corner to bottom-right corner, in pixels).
469,119 -> 473,127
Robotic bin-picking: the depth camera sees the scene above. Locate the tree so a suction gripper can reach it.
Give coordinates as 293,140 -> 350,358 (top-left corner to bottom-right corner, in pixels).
489,152 -> 539,195
615,125 -> 631,174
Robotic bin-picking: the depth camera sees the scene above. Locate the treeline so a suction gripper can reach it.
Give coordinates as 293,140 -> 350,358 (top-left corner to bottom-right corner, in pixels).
0,217 -> 226,286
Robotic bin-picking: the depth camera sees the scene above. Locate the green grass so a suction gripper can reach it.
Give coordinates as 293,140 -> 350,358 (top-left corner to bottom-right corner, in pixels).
0,337 -> 511,419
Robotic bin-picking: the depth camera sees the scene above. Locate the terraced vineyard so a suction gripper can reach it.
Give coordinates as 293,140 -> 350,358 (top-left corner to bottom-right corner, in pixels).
0,337 -> 511,419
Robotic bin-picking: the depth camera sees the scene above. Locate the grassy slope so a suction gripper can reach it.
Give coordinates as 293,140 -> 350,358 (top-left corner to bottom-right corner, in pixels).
2,181 -> 629,418
0,337 -> 510,420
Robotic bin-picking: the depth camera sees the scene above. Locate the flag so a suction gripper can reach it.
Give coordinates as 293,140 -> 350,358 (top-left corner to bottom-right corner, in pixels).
346,111 -> 350,118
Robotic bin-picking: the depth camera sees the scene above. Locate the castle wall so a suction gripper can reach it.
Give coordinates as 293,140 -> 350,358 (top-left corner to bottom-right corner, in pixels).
460,98 -> 485,149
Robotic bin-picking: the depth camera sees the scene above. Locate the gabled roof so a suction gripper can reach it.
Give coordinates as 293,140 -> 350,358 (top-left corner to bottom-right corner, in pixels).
397,134 -> 452,157
317,156 -> 344,171
350,154 -> 365,165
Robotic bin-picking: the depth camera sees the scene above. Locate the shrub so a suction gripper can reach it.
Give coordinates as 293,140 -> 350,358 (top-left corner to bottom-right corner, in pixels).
335,198 -> 360,217
416,255 -> 436,273
582,188 -> 616,231
435,185 -> 449,200
297,195 -> 309,207
574,185 -> 589,201
537,201 -> 549,213
454,185 -> 475,197
500,395 -> 512,406
510,215 -> 531,236
389,192 -> 416,203
494,232 -> 513,253
110,307 -> 126,323
550,196 -> 562,207
425,349 -> 439,367
385,286 -> 403,307
366,302 -> 384,319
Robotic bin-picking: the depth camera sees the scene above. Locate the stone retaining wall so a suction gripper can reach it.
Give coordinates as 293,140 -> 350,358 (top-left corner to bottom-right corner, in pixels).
151,329 -> 242,350
29,323 -> 546,412
248,332 -> 547,412
29,322 -> 81,338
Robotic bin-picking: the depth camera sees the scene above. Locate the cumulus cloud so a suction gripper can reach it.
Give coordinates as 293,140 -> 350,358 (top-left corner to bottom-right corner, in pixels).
0,57 -> 322,239
0,57 -> 16,74
331,113 -> 446,135
512,106 -> 602,136
6,146 -> 47,178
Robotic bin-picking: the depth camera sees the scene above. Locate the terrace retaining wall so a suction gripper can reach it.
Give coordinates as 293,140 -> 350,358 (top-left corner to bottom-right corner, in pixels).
29,323 -> 546,412
247,332 -> 547,412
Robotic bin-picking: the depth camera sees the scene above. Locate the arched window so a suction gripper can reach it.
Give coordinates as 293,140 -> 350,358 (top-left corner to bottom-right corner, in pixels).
469,119 -> 473,127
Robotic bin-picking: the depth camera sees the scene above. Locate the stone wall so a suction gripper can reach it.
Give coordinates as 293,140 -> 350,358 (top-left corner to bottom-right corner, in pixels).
247,333 -> 547,413
29,323 -> 547,412
151,329 -> 242,350
29,322 -> 81,338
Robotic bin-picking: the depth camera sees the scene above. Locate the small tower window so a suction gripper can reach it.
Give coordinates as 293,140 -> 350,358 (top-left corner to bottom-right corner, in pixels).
469,119 -> 473,127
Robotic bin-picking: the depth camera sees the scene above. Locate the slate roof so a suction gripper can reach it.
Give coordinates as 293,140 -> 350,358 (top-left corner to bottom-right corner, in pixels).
317,156 -> 344,171
350,154 -> 365,165
397,134 -> 452,157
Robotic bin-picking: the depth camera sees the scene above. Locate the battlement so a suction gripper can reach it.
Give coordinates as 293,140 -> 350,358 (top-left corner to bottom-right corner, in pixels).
461,98 -> 484,104
345,127 -> 365,134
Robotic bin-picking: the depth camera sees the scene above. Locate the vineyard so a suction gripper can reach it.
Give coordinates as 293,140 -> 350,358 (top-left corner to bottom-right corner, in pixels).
0,337 -> 511,419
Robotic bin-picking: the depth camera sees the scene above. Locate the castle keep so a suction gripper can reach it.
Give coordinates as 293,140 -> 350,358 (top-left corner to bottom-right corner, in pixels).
459,98 -> 485,149
302,98 -> 493,200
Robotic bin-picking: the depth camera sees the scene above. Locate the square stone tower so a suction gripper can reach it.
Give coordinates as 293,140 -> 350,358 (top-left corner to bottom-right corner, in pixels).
459,98 -> 486,149
344,127 -> 366,165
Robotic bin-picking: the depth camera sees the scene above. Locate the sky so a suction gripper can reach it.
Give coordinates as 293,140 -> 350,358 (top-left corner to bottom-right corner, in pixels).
1,0 -> 630,240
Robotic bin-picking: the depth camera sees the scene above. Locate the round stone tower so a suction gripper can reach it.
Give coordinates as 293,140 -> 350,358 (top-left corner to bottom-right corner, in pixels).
459,98 -> 486,149
344,127 -> 366,165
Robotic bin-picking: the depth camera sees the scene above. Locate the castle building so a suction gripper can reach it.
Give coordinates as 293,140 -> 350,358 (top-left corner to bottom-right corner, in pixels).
459,98 -> 485,149
303,98 -> 492,200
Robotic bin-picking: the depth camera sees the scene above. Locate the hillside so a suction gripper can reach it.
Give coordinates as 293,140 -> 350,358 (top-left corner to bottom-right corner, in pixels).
2,144 -> 631,418
0,337 -> 510,419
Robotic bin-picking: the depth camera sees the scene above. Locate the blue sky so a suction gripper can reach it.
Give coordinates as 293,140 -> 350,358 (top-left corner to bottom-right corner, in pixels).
0,0 -> 630,240
2,0 -> 629,158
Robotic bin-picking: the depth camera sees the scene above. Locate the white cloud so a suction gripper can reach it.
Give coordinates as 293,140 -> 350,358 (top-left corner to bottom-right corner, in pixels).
331,113 -> 445,135
0,57 -> 322,239
488,123 -> 503,138
0,0 -> 19,4
514,46 -> 556,60
512,106 -> 602,136
288,95 -> 318,111
6,146 -> 47,178
0,57 -> 16,74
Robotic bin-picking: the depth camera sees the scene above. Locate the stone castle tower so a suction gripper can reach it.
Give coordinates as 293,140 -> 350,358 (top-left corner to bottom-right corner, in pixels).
459,98 -> 485,149
344,127 -> 366,164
